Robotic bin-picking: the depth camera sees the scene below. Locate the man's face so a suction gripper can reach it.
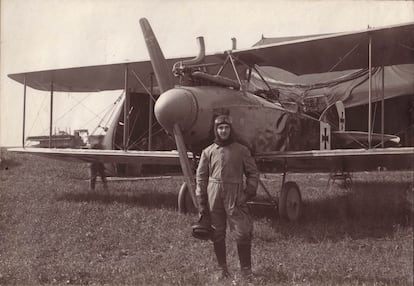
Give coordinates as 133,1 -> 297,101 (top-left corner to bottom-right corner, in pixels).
217,124 -> 231,140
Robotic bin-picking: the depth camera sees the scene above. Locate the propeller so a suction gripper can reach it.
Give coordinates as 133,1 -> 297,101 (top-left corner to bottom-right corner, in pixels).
139,18 -> 197,207
139,18 -> 175,93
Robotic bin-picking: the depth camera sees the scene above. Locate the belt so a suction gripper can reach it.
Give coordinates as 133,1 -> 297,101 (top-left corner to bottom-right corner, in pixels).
209,177 -> 242,184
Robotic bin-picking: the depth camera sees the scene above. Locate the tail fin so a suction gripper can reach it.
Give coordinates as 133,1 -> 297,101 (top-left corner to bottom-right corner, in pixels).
139,18 -> 175,93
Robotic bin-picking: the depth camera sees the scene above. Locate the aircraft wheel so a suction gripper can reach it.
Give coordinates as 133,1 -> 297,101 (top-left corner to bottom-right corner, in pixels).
178,182 -> 197,214
279,181 -> 302,221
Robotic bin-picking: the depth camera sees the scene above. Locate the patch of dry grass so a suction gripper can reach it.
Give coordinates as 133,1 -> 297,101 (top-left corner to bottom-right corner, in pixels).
0,149 -> 412,285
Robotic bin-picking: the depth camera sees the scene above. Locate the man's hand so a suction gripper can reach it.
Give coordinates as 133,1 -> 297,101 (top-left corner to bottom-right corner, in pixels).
196,195 -> 209,216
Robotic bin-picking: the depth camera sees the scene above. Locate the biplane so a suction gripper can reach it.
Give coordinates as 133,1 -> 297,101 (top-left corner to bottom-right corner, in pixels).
8,19 -> 414,221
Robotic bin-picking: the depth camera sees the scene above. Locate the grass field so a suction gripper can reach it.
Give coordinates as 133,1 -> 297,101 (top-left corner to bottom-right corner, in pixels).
0,149 -> 412,285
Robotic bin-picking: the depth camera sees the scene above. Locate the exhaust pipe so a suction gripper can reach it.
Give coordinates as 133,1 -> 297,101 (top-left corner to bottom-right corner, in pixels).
231,37 -> 237,50
181,36 -> 206,66
173,37 -> 206,75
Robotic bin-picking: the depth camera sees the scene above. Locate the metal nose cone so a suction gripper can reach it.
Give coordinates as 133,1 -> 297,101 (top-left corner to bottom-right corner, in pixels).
154,88 -> 198,133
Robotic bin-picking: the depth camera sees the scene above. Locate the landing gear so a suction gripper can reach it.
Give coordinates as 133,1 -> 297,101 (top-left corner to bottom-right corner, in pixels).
178,182 -> 197,214
178,175 -> 303,221
253,177 -> 302,221
278,181 -> 302,221
327,171 -> 352,190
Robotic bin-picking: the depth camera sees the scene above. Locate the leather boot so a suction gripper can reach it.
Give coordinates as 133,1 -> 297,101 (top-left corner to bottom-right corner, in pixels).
237,243 -> 253,278
213,240 -> 229,279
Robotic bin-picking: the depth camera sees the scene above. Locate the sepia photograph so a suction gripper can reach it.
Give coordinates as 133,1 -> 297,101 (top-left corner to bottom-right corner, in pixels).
0,0 -> 413,285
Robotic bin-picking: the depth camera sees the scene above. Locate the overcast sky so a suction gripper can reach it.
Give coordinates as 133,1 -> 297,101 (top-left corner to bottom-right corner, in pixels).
1,0 -> 413,146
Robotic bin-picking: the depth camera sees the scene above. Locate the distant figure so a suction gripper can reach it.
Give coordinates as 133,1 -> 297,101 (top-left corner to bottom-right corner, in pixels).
195,115 -> 259,281
89,135 -> 108,192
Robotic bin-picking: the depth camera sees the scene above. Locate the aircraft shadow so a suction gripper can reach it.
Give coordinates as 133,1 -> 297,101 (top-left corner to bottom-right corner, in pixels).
56,189 -> 178,210
250,181 -> 413,241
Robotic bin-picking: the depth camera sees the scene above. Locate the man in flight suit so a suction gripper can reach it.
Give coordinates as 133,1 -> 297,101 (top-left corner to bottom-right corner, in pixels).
195,115 -> 259,280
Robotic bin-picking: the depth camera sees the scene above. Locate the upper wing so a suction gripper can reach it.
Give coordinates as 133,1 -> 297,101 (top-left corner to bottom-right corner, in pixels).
8,58 -> 179,92
232,22 -> 414,75
252,33 -> 333,46
8,22 -> 413,91
7,54 -> 224,92
7,147 -> 184,165
255,147 -> 414,173
8,61 -> 155,92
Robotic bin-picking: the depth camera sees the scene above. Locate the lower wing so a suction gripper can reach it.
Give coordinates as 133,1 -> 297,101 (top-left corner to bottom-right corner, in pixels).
9,146 -> 413,173
255,147 -> 414,173
7,147 -> 184,166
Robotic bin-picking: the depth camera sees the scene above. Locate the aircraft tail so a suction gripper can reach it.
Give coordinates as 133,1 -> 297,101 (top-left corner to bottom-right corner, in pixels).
139,18 -> 175,93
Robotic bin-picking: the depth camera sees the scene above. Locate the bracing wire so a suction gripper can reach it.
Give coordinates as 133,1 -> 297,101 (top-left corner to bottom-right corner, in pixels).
91,92 -> 125,134
126,107 -> 139,148
84,101 -> 122,134
131,69 -> 157,102
52,93 -> 92,125
36,92 -> 122,135
328,43 -> 360,72
67,94 -> 103,118
28,93 -> 49,136
101,92 -> 124,128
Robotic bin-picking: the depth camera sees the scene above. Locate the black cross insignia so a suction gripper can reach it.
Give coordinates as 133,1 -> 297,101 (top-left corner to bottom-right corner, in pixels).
322,127 -> 329,149
340,112 -> 345,130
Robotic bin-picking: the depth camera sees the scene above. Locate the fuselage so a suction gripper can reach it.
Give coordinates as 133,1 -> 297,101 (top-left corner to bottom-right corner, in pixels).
155,86 -> 320,154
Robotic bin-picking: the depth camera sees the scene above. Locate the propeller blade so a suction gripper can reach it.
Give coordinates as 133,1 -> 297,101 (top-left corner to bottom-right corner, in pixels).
140,18 -> 197,209
173,124 -> 198,208
139,18 -> 175,93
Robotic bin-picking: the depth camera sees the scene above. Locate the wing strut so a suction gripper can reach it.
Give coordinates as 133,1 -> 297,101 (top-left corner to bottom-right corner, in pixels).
381,66 -> 385,147
368,34 -> 372,149
22,76 -> 27,148
49,82 -> 54,148
229,54 -> 242,88
125,68 -> 157,151
148,74 -> 154,150
123,65 -> 129,151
